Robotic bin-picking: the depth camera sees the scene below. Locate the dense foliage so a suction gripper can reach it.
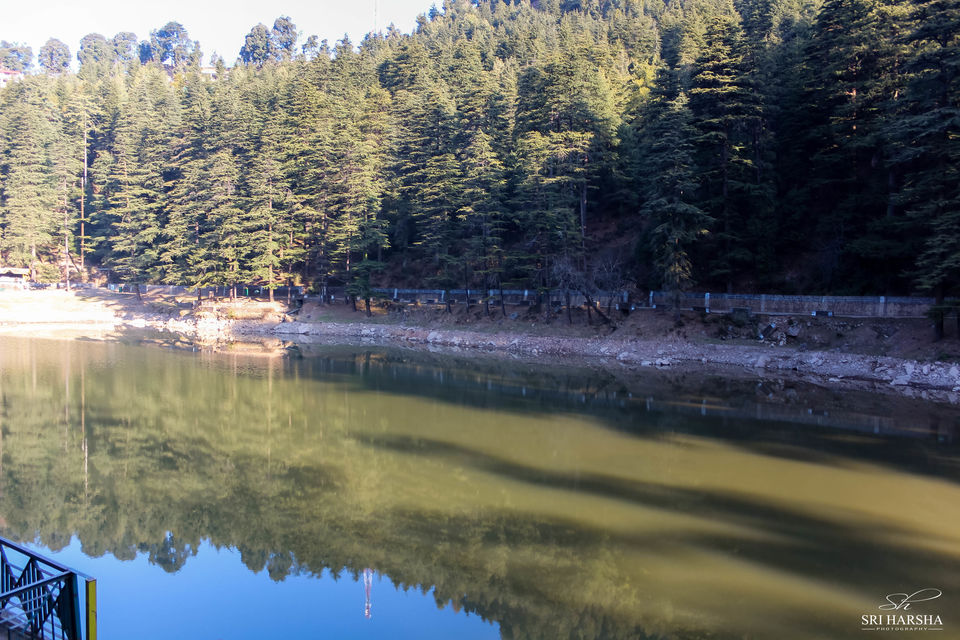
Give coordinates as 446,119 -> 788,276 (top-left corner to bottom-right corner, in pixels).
0,0 -> 957,302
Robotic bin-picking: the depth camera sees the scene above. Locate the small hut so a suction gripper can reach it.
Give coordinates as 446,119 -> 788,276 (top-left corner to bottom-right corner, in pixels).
0,267 -> 29,288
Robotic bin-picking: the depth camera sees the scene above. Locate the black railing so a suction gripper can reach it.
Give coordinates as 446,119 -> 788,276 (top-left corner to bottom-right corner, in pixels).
0,538 -> 95,640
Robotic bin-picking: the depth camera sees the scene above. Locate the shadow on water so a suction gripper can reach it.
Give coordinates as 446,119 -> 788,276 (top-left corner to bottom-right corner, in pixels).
288,346 -> 960,483
357,432 -> 960,598
1,336 -> 959,639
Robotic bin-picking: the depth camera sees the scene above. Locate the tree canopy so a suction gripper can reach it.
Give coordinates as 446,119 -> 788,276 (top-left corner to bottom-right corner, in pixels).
0,2 -> 957,302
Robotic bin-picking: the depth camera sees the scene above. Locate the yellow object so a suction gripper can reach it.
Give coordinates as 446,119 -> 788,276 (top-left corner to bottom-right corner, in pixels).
86,579 -> 97,640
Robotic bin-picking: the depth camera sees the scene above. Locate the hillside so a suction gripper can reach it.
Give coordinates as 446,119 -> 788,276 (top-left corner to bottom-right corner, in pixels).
0,0 -> 957,313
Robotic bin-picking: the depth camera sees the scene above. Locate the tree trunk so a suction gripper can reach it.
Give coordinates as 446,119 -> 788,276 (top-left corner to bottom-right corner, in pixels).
580,181 -> 587,257
934,286 -> 945,341
66,249 -> 82,290
63,215 -> 71,291
565,290 -> 572,325
583,291 -> 612,325
80,120 -> 88,280
135,282 -> 142,302
721,130 -> 732,294
365,296 -> 371,317
499,279 -> 506,318
268,221 -> 275,303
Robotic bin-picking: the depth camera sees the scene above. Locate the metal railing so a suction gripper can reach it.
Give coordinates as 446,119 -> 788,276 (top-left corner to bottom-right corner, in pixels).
647,291 -> 935,318
0,538 -> 95,640
103,281 -> 938,319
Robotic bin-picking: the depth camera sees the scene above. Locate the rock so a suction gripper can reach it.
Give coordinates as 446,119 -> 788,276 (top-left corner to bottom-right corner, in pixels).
950,366 -> 960,379
891,375 -> 910,386
904,362 -> 915,376
274,322 -> 300,334
509,312 -> 519,320
922,364 -> 931,375
655,358 -> 672,366
786,324 -> 801,338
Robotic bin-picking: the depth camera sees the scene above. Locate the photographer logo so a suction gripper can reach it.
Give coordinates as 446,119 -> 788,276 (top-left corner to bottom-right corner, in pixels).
861,589 -> 944,632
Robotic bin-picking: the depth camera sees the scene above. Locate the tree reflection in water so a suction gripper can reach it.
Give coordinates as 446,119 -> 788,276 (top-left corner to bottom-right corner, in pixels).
0,337 -> 958,639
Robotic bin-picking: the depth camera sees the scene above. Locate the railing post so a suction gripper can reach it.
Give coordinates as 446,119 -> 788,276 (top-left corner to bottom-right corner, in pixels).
64,573 -> 82,640
86,578 -> 97,640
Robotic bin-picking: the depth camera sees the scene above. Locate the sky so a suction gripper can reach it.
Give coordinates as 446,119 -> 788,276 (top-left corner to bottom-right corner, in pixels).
1,0 -> 437,67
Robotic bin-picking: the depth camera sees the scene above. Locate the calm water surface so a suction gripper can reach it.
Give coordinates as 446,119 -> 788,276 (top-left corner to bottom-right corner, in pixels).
0,336 -> 958,639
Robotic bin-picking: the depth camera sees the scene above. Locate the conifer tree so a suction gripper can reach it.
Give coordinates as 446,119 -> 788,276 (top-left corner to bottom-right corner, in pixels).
160,71 -> 212,290
899,0 -> 960,335
0,81 -> 60,279
247,113 -> 288,302
107,67 -> 172,297
689,13 -> 760,291
640,75 -> 712,294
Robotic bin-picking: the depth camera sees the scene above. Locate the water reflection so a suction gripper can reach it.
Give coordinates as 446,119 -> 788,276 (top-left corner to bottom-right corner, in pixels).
0,337 -> 958,639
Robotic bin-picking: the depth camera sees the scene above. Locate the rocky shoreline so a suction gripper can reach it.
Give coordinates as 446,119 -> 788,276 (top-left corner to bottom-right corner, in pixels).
266,319 -> 960,401
2,290 -> 958,402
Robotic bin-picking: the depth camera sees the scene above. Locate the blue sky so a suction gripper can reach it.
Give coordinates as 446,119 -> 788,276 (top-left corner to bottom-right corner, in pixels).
2,0 -> 436,67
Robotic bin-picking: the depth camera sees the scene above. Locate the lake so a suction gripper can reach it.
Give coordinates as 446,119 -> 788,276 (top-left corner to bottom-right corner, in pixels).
0,336 -> 958,639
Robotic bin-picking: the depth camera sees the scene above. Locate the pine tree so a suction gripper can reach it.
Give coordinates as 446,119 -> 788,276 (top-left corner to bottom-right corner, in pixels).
160,71 -> 212,290
0,81 -> 60,279
898,0 -> 960,335
247,113 -> 288,302
107,67 -> 172,297
460,130 -> 508,315
801,0 -> 913,291
688,13 -> 761,292
639,76 -> 712,294
198,151 -> 245,296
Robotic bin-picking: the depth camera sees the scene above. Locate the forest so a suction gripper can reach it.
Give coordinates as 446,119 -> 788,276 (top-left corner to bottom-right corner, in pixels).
0,0 -> 957,306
